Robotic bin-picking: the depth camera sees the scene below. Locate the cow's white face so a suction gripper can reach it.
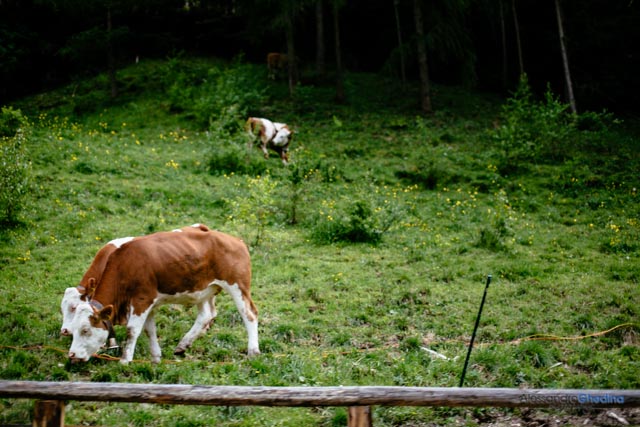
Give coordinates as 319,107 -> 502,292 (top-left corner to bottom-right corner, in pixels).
60,287 -> 82,336
272,127 -> 292,147
68,302 -> 110,363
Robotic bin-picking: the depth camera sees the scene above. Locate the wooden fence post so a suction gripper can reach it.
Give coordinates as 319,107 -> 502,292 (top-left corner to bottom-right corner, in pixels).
348,406 -> 372,427
33,400 -> 65,427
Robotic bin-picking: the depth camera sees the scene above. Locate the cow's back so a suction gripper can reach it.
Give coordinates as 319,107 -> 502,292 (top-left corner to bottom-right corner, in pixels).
94,229 -> 250,322
143,228 -> 251,294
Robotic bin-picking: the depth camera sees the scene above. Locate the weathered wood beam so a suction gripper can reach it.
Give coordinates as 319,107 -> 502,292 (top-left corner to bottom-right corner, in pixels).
0,381 -> 638,409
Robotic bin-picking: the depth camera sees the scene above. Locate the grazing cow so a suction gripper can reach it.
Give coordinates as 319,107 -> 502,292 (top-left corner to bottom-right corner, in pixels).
267,52 -> 287,80
67,224 -> 259,364
60,225 -> 207,336
245,117 -> 293,165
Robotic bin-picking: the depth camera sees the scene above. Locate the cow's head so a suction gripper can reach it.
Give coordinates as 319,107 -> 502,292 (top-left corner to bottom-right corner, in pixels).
272,125 -> 293,164
68,302 -> 114,363
273,125 -> 292,146
60,287 -> 82,336
60,280 -> 95,336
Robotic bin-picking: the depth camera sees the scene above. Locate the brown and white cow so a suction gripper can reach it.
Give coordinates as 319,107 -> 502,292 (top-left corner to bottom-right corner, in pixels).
67,225 -> 259,364
246,117 -> 293,165
267,52 -> 287,80
60,225 -> 206,336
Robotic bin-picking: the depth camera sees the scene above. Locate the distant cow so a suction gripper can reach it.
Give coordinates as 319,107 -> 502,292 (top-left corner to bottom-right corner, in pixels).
246,117 -> 293,165
267,52 -> 287,80
67,224 -> 259,364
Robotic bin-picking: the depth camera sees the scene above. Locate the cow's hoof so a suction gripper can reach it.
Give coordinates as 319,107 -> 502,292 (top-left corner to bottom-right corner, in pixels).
247,348 -> 261,357
174,348 -> 186,356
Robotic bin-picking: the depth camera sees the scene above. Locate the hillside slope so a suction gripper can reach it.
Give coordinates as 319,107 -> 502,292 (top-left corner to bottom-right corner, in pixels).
1,58 -> 638,426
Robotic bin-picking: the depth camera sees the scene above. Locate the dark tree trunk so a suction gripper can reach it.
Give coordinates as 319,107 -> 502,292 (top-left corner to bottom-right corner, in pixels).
106,4 -> 118,98
285,7 -> 298,97
315,0 -> 326,76
393,0 -> 406,84
511,0 -> 524,76
499,0 -> 508,90
333,0 -> 345,103
554,0 -> 577,113
412,0 -> 432,114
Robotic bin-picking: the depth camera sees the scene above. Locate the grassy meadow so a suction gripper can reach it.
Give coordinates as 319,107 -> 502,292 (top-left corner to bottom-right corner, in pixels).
0,58 -> 639,426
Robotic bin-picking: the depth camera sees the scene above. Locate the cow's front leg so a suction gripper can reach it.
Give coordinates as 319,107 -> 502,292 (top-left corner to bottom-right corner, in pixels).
174,299 -> 215,355
120,306 -> 153,364
260,143 -> 270,159
144,314 -> 162,364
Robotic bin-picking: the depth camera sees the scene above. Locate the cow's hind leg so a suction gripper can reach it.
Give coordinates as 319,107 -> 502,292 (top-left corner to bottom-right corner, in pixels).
174,298 -> 216,356
222,282 -> 260,356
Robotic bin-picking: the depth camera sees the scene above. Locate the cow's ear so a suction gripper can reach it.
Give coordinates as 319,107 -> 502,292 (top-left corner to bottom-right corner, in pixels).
99,305 -> 114,321
87,278 -> 97,298
76,284 -> 88,301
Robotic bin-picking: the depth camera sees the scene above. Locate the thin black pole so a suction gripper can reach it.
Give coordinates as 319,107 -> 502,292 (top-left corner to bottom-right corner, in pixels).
459,275 -> 492,387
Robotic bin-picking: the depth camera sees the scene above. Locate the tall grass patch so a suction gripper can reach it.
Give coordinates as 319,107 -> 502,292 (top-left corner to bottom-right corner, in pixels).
0,107 -> 31,225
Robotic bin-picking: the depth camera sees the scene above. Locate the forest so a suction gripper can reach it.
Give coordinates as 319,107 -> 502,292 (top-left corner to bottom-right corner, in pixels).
1,0 -> 638,113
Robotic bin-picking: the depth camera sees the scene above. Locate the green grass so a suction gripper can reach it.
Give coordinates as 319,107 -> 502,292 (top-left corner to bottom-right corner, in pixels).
1,58 -> 639,426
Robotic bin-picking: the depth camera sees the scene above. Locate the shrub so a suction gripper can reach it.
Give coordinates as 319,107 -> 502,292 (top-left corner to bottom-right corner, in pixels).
599,219 -> 640,254
283,159 -> 310,225
575,110 -> 616,132
224,174 -> 280,247
311,198 -> 383,244
395,160 -> 447,190
162,55 -> 211,113
280,155 -> 341,225
0,106 -> 26,137
163,56 -> 267,131
489,75 -> 574,172
0,107 -> 30,225
194,61 -> 267,131
207,141 -> 267,176
476,227 -> 507,252
310,183 -> 407,245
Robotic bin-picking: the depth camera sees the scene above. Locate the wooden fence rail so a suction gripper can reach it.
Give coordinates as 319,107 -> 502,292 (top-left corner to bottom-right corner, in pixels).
1,381 -> 639,426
